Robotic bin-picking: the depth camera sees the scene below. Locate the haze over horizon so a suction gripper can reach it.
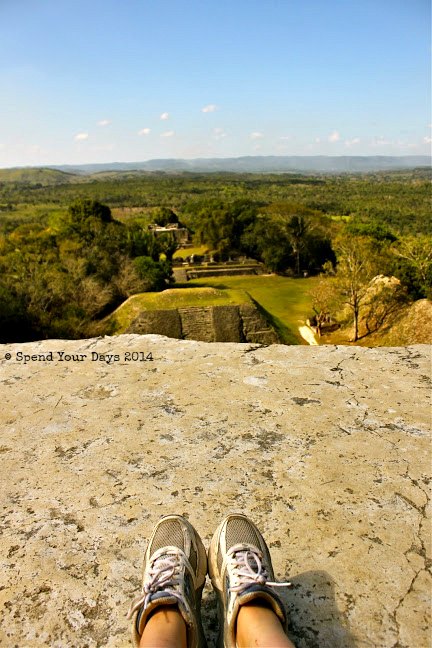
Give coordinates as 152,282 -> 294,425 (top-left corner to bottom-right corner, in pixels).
1,0 -> 430,168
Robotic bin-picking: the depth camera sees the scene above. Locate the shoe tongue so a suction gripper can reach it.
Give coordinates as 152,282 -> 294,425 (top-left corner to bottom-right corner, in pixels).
155,551 -> 177,565
234,547 -> 261,574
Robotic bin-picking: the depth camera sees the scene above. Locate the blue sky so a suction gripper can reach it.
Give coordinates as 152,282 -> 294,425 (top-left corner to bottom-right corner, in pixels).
0,0 -> 430,167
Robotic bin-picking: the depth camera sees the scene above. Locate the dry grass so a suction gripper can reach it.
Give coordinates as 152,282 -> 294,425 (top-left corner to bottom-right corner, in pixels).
321,299 -> 432,346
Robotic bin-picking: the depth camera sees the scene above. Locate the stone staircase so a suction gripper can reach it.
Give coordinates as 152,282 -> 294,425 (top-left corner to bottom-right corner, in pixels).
125,303 -> 280,344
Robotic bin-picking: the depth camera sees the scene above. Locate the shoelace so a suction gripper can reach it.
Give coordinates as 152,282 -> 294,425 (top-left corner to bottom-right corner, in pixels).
127,548 -> 186,619
226,545 -> 292,594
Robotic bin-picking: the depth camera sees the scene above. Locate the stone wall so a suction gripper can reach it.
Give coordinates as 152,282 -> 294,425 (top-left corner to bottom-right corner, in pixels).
125,303 -> 280,344
186,266 -> 264,279
0,337 -> 430,648
124,309 -> 182,338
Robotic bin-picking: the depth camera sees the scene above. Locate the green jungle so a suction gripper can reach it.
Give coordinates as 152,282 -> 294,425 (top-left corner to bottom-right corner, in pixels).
0,167 -> 430,344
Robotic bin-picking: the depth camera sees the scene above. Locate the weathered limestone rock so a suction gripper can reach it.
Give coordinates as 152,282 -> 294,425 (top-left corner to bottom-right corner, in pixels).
0,338 -> 430,648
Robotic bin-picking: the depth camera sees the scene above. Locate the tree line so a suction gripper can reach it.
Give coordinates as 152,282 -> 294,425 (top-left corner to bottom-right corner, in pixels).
1,169 -> 430,234
0,200 -> 176,341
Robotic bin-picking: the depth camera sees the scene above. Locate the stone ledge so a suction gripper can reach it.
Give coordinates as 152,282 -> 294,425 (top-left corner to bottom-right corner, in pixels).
0,337 -> 430,647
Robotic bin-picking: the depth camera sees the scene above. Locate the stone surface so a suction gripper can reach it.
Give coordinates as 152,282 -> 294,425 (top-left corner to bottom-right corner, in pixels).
0,337 -> 430,648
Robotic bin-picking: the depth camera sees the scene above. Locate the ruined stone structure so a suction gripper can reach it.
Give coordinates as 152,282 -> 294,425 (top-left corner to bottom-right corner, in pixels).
0,337 -> 430,647
185,265 -> 264,280
125,303 -> 280,345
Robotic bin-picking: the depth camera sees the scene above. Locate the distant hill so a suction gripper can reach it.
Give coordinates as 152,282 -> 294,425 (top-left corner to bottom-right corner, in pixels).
51,155 -> 431,175
0,167 -> 83,185
1,156 -> 430,183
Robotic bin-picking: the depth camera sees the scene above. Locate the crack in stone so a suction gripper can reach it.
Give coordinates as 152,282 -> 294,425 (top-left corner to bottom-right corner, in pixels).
390,568 -> 427,648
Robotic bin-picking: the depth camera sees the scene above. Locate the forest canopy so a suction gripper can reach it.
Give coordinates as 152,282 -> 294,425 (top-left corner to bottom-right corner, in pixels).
0,168 -> 430,342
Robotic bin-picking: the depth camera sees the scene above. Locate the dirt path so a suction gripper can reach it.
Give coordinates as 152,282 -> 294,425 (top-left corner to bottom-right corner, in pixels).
298,324 -> 319,345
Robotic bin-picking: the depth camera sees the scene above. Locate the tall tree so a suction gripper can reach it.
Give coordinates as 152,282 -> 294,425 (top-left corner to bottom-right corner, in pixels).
333,237 -> 374,342
285,214 -> 310,276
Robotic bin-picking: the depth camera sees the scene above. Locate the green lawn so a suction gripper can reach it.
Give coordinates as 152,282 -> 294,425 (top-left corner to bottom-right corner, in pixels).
173,245 -> 209,258
183,275 -> 320,344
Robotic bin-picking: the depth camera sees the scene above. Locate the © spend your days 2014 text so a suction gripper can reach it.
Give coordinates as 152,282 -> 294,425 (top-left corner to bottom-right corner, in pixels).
10,351 -> 154,364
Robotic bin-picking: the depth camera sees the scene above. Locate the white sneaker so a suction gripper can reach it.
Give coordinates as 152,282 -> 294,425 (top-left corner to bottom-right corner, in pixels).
208,513 -> 290,648
128,514 -> 207,647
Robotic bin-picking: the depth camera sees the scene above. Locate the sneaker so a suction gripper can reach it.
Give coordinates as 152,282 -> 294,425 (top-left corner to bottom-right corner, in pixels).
208,513 -> 290,648
127,514 -> 208,648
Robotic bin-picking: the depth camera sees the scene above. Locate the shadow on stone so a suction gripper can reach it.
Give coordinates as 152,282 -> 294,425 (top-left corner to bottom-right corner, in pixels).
200,570 -> 357,648
284,570 -> 357,648
201,587 -> 219,647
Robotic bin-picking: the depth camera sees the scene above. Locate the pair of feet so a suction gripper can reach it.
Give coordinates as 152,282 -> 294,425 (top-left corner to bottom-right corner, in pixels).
127,513 -> 293,648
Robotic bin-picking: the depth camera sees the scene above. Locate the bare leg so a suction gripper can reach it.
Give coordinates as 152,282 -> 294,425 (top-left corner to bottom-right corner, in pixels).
139,606 -> 187,648
236,601 -> 296,648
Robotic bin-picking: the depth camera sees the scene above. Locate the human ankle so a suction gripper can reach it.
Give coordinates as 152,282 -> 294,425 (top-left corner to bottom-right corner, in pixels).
139,605 -> 187,648
236,602 -> 293,648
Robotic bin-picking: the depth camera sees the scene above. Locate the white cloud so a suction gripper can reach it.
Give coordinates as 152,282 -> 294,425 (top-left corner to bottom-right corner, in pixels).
138,128 -> 151,136
315,137 -> 321,143
160,130 -> 175,137
202,104 -> 218,113
160,112 -> 169,120
424,136 -> 432,144
213,127 -> 227,140
345,137 -> 361,147
74,132 -> 89,141
328,131 -> 340,143
280,135 -> 291,141
97,119 -> 111,127
250,132 -> 264,140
